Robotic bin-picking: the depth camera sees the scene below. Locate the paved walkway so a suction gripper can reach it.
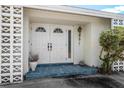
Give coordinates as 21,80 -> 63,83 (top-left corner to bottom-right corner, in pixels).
1,72 -> 124,88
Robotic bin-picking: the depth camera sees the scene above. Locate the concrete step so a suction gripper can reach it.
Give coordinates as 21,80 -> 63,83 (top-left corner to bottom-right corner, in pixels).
25,64 -> 97,80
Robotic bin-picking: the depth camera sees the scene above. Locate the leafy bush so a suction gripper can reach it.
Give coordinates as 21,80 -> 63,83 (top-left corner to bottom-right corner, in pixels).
99,27 -> 124,74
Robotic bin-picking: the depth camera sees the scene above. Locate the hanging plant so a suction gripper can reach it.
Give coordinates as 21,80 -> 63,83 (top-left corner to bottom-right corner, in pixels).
78,26 -> 82,45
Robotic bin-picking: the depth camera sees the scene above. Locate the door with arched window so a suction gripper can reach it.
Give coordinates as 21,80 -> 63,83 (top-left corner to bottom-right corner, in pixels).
50,25 -> 67,63
50,25 -> 73,63
30,24 -> 50,64
30,24 -> 73,64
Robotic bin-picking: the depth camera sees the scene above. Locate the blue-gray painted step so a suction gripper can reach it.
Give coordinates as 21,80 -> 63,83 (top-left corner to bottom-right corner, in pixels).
25,64 -> 97,80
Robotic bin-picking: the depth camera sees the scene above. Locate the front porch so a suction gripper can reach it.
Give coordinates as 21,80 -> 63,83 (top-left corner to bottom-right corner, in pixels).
23,7 -> 110,76
25,63 -> 97,80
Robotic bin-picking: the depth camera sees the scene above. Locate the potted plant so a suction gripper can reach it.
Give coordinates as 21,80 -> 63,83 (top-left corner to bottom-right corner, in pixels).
29,52 -> 39,71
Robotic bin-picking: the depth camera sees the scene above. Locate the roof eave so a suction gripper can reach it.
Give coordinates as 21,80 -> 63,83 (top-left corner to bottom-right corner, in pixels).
23,5 -> 124,20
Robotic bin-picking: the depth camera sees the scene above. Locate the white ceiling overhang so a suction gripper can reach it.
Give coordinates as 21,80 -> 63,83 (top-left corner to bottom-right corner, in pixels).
24,5 -> 124,20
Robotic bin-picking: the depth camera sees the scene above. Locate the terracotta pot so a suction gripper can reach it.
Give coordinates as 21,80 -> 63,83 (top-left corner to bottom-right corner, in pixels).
29,61 -> 38,71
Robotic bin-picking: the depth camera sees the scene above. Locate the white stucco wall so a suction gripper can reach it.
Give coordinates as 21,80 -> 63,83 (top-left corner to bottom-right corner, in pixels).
83,18 -> 111,67
23,10 -> 30,75
23,8 -> 111,74
74,18 -> 111,67
73,25 -> 84,64
90,19 -> 111,67
83,23 -> 92,66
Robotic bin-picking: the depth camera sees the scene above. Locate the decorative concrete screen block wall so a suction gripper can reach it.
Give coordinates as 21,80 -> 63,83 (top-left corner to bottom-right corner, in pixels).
0,5 -> 23,84
112,60 -> 124,71
111,19 -> 124,71
111,19 -> 124,28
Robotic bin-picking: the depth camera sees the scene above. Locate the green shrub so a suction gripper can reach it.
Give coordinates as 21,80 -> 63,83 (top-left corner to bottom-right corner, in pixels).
99,27 -> 124,74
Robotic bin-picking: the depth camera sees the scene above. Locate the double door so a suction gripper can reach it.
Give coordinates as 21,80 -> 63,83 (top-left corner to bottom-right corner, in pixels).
30,24 -> 73,64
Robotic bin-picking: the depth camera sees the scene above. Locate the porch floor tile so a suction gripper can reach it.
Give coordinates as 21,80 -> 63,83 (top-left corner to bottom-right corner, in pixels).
25,64 -> 97,80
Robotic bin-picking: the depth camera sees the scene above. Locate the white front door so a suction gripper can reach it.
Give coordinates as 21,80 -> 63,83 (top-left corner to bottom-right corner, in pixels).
31,24 -> 50,64
50,25 -> 67,63
30,24 -> 73,64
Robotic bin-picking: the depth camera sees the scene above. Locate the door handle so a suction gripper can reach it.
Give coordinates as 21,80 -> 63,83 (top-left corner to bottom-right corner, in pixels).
50,43 -> 52,51
48,43 -> 50,51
